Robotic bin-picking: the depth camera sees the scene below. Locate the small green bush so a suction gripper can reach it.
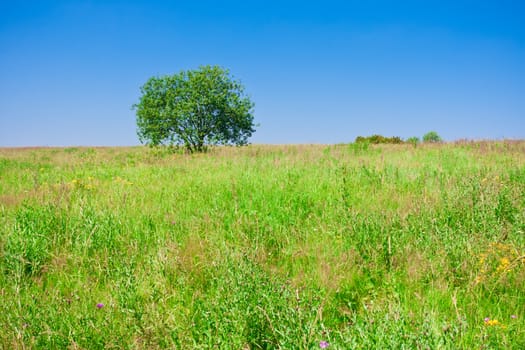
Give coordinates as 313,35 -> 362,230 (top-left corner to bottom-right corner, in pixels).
407,136 -> 420,147
422,131 -> 442,143
355,135 -> 405,144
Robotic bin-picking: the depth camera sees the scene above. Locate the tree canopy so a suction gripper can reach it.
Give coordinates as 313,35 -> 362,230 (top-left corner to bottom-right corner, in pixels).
422,131 -> 442,143
134,65 -> 255,152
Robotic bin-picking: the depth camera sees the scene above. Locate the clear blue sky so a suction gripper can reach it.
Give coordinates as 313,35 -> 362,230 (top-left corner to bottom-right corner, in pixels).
1,0 -> 523,146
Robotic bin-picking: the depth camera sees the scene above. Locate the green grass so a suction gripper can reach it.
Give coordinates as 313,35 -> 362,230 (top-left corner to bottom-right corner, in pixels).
0,142 -> 524,349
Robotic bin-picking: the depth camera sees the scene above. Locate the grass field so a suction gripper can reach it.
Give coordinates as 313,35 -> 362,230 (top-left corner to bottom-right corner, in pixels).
0,142 -> 524,349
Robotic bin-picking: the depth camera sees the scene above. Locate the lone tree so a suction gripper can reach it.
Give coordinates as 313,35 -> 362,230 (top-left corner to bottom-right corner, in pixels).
133,65 -> 255,153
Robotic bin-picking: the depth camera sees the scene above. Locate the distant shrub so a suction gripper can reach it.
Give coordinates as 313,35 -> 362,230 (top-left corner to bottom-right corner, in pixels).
407,136 -> 420,147
423,131 -> 442,143
355,134 -> 405,144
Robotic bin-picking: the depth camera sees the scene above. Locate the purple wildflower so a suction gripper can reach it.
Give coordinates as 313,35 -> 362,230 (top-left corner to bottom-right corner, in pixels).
96,303 -> 104,309
511,315 -> 517,319
319,340 -> 329,348
484,317 -> 490,323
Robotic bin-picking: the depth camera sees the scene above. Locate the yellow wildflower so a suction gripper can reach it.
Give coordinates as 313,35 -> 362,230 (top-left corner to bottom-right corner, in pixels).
484,319 -> 500,326
479,253 -> 487,264
496,257 -> 511,273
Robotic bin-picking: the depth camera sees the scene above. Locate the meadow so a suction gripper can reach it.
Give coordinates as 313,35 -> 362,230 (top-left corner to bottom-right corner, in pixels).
0,142 -> 524,349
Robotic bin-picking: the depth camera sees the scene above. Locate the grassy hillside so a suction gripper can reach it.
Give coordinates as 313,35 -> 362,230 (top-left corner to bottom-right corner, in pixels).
1,142 -> 524,349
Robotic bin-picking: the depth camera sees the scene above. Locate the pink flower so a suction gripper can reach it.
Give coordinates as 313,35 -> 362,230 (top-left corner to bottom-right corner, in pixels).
511,315 -> 517,319
319,340 -> 329,348
96,303 -> 104,309
484,317 -> 490,323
